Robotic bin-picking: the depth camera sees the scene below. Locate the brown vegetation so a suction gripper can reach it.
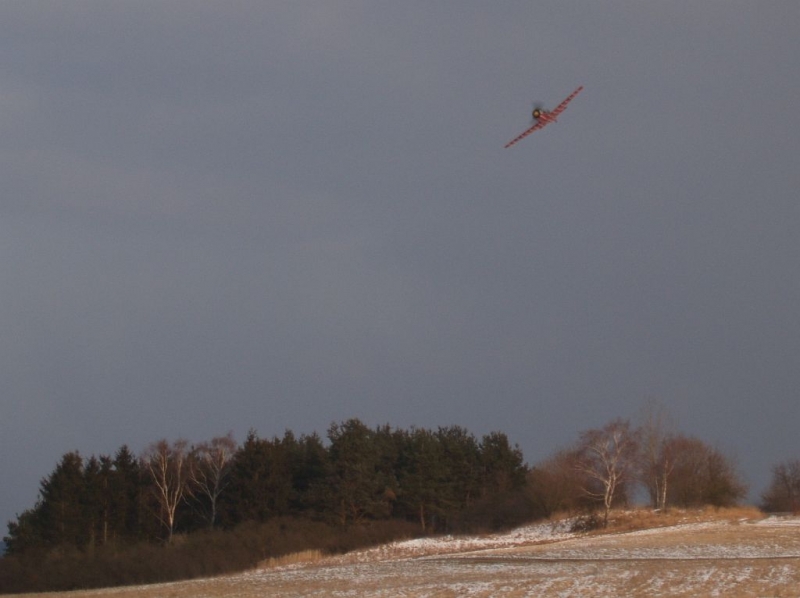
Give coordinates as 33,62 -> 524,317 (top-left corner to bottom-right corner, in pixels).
0,517 -> 418,594
601,505 -> 764,533
255,549 -> 324,570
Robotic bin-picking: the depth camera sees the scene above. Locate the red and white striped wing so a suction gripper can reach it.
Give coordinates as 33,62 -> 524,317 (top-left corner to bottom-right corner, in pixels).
548,85 -> 584,119
504,120 -> 548,149
504,85 -> 583,148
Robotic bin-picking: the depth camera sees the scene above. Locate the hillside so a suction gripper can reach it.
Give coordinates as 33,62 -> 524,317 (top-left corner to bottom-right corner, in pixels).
10,508 -> 800,597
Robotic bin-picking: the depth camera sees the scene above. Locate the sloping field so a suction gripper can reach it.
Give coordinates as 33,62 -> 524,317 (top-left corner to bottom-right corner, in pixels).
14,514 -> 800,597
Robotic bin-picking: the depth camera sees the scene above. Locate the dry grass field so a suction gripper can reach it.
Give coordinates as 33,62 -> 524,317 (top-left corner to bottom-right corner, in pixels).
11,508 -> 800,597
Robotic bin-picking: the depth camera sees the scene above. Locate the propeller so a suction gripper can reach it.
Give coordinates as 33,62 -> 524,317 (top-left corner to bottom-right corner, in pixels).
531,102 -> 545,121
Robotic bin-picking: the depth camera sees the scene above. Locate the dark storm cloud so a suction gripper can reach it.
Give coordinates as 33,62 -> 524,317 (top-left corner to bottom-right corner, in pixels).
1,2 -> 799,527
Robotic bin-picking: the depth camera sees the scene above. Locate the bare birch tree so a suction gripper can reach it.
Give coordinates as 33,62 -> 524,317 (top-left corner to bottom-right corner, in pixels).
188,433 -> 237,528
574,419 -> 640,527
142,439 -> 191,543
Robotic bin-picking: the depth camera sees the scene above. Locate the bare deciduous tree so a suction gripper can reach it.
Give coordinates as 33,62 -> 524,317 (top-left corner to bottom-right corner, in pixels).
637,401 -> 677,511
761,459 -> 800,513
703,446 -> 747,507
527,449 -> 585,517
189,433 -> 237,528
574,419 -> 640,527
666,435 -> 747,507
142,439 -> 191,542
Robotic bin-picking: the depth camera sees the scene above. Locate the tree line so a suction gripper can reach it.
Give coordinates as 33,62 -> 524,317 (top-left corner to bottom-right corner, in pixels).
4,419 -> 528,556
1,411 -> 765,592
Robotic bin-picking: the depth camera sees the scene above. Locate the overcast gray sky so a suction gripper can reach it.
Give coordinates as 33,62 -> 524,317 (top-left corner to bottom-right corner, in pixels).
2,2 -> 799,528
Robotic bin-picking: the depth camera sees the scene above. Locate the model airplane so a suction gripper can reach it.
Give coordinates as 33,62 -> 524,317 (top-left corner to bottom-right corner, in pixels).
504,85 -> 584,148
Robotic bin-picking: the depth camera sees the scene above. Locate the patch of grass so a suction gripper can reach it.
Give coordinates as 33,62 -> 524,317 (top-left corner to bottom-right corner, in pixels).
604,505 -> 765,533
257,549 -> 324,569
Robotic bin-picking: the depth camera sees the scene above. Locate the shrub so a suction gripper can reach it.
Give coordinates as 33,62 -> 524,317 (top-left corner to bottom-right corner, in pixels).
570,513 -> 603,533
0,516 -> 420,593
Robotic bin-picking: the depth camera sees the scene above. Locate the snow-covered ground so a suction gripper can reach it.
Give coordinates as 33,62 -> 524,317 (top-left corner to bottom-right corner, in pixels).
234,515 -> 800,597
323,518 -> 578,564
53,515 -> 800,597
